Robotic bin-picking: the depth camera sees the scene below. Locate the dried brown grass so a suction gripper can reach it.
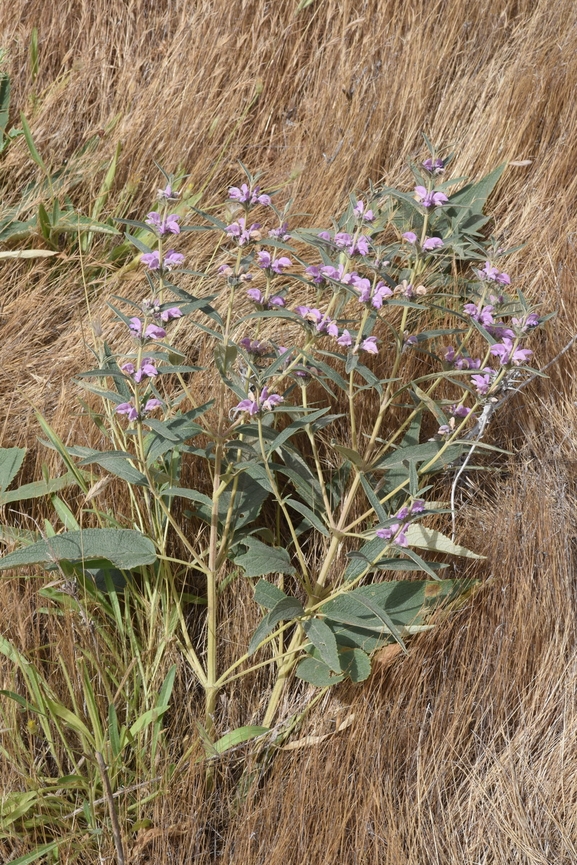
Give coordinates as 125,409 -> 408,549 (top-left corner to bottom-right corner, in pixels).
2,0 -> 577,862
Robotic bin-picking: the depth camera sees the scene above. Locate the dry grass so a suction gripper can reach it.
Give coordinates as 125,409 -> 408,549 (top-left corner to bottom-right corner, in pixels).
2,0 -> 577,862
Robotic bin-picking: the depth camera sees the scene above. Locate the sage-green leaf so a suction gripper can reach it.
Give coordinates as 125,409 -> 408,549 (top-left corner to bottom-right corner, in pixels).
295,656 -> 344,687
0,528 -> 157,572
0,447 -> 26,493
213,725 -> 269,755
234,537 -> 295,578
254,579 -> 287,609
302,618 -> 341,672
404,524 -> 484,559
248,596 -> 304,655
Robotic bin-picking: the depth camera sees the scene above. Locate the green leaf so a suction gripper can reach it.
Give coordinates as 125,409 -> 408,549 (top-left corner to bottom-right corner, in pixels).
129,705 -> 169,738
0,472 -> 81,506
213,725 -> 269,755
254,579 -> 287,609
285,498 -> 330,536
0,447 -> 26,492
339,647 -> 371,682
332,444 -> 367,469
295,656 -> 344,687
108,703 -> 121,759
267,407 -> 330,454
45,698 -> 95,747
6,841 -> 60,865
0,72 -> 10,138
321,578 -> 477,655
404,524 -> 484,559
0,528 -> 157,572
447,163 -> 506,214
302,618 -> 341,672
161,486 -> 213,508
234,537 -> 295,578
78,450 -> 148,486
19,113 -> 47,173
248,596 -> 304,655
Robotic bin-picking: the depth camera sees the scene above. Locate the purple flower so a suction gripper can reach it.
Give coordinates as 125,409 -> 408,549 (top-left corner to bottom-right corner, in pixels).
144,324 -> 167,340
317,315 -> 339,337
402,231 -> 418,244
372,281 -> 393,308
160,307 -> 182,322
334,232 -> 353,250
454,357 -> 481,370
463,303 -> 495,328
480,261 -> 511,285
268,295 -> 285,308
422,157 -> 445,174
260,387 -> 284,412
306,265 -> 325,285
449,404 -> 471,418
318,231 -> 332,242
145,212 -> 180,235
414,186 -> 449,208
351,235 -> 370,256
133,359 -> 158,383
115,402 -> 139,422
121,362 -> 136,376
247,288 -> 264,304
411,499 -> 425,513
232,386 -> 283,417
360,336 -> 378,354
271,256 -> 292,274
471,373 -> 492,395
376,522 -> 409,547
422,236 -> 444,251
239,337 -> 269,356
337,329 -> 353,347
269,222 -> 290,241
229,183 -> 251,203
444,345 -> 456,362
163,250 -> 185,270
141,251 -> 161,271
129,317 -> 143,336
353,200 -> 375,221
144,398 -> 163,413
437,424 -> 452,436
257,250 -> 272,269
490,338 -> 533,366
512,312 -> 539,331
232,396 -> 259,416
225,218 -> 261,245
158,183 -> 179,200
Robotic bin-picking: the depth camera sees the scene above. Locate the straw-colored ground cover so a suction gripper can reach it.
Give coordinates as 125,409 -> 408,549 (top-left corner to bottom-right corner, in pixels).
1,0 -> 577,862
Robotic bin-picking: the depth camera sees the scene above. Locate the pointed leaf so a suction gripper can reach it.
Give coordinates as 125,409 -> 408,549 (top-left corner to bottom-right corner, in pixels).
302,618 -> 341,672
405,524 -> 484,558
248,596 -> 304,655
234,537 -> 295,577
0,447 -> 26,492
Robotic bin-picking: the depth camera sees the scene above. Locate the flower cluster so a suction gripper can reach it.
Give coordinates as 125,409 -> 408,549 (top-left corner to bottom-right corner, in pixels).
376,500 -> 426,548
232,386 -> 284,417
145,212 -> 181,235
141,250 -> 185,271
229,183 -> 271,207
115,398 -> 163,422
414,186 -> 449,208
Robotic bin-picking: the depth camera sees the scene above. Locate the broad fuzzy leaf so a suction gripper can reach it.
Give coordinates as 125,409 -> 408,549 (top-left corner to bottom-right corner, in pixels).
0,528 -> 157,572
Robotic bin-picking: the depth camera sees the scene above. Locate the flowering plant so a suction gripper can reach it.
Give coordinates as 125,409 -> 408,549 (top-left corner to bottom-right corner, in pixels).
0,146 -> 547,796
